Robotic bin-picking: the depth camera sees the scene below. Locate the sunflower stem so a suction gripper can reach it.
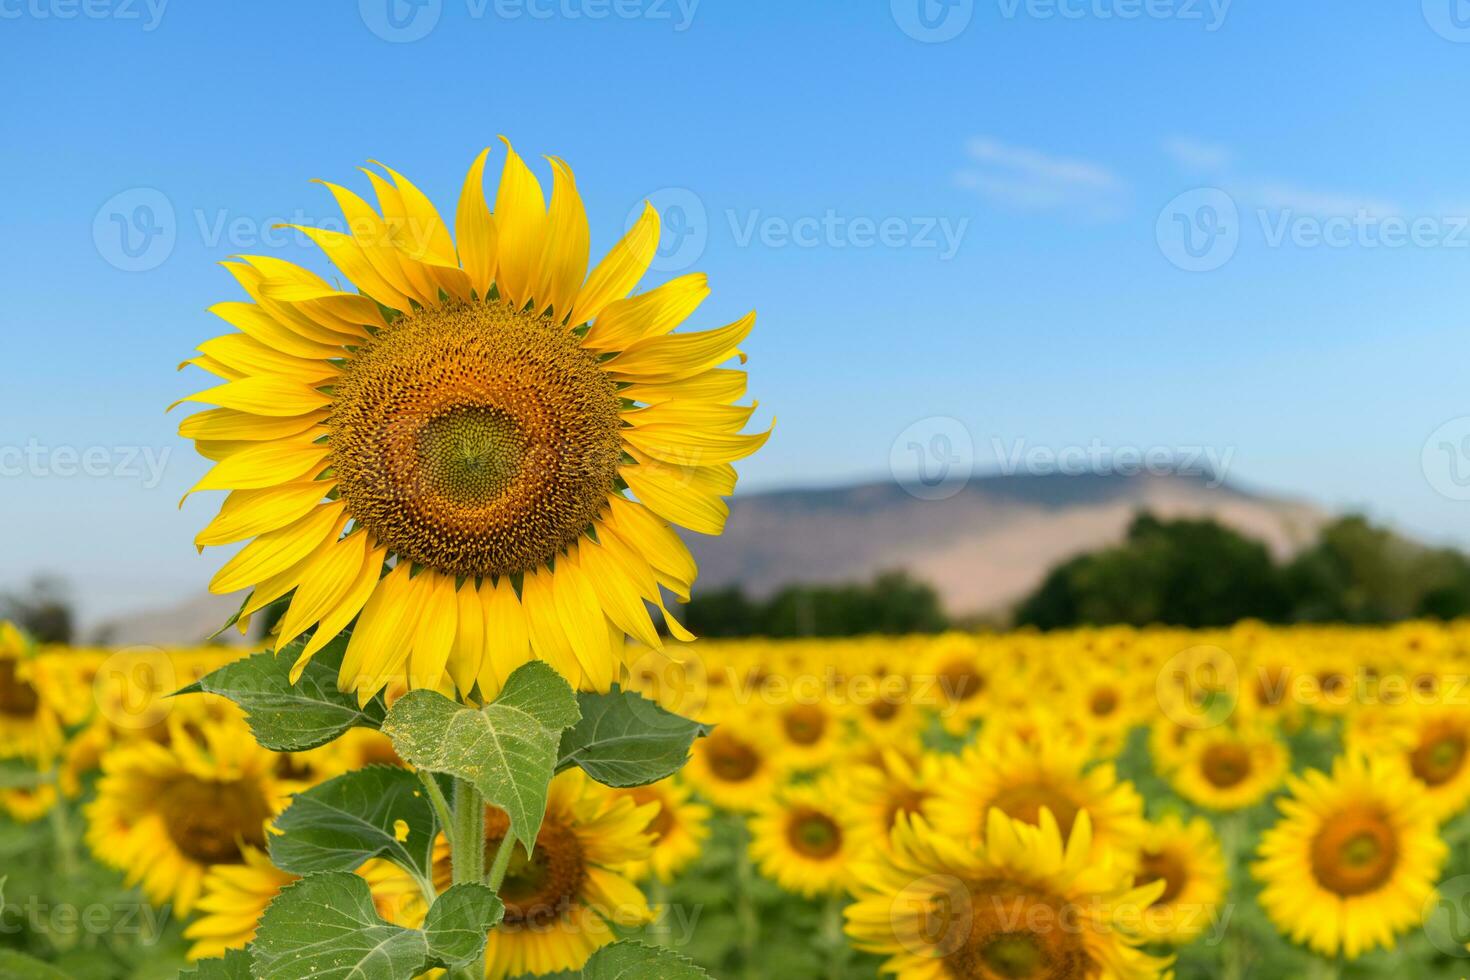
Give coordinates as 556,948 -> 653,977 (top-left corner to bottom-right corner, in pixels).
486,831 -> 515,892
1219,811 -> 1247,980
46,771 -> 78,882
821,890 -> 845,980
450,777 -> 487,980
417,768 -> 454,841
733,816 -> 760,980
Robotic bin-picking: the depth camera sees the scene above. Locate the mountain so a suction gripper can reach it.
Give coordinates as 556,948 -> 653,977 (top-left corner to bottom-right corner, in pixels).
685,471 -> 1328,618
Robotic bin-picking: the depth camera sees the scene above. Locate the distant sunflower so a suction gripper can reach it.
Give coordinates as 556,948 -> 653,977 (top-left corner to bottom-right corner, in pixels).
1395,703 -> 1470,822
428,768 -> 655,978
929,732 -> 1147,869
1170,724 -> 1287,812
1254,752 -> 1446,960
85,719 -> 285,915
609,776 -> 710,884
183,845 -> 294,961
177,143 -> 769,701
846,809 -> 1171,980
1132,814 -> 1228,945
0,624 -> 65,761
765,699 -> 843,773
842,748 -> 941,855
682,723 -> 780,812
921,633 -> 992,734
749,777 -> 857,897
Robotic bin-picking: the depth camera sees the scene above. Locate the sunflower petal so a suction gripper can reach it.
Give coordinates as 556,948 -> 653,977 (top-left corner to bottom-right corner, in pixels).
583,272 -> 708,352
456,148 -> 500,298
536,157 -> 590,321
208,500 -> 347,595
492,137 -> 548,310
569,202 -> 659,328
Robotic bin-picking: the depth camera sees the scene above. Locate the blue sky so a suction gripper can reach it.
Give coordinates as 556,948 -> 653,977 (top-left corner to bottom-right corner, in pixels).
4,1 -> 1470,622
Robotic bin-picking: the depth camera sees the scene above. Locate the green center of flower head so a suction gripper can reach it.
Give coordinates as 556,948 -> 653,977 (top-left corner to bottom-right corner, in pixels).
981,934 -> 1045,979
787,809 -> 842,858
1341,832 -> 1381,867
329,301 -> 623,578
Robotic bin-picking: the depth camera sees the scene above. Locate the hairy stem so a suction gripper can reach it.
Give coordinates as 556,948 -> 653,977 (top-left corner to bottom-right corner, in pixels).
450,777 -> 487,980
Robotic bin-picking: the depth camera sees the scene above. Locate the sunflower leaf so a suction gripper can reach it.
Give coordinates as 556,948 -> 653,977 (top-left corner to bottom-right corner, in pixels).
557,687 -> 712,787
178,948 -> 253,979
0,950 -> 72,980
269,765 -> 440,880
581,940 -> 712,979
380,661 -> 580,852
248,872 -> 501,980
176,630 -> 384,751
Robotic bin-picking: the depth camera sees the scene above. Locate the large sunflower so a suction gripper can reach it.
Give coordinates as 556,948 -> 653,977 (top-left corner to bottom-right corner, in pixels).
177,142 -> 768,701
846,809 -> 1171,980
1253,752 -> 1446,960
85,717 -> 287,916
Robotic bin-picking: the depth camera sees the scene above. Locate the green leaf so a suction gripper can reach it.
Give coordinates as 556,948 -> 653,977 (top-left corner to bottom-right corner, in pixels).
381,661 -> 580,851
581,941 -> 711,979
269,765 -> 439,880
557,687 -> 712,787
249,873 -> 502,980
0,756 -> 43,789
422,883 -> 504,968
177,631 -> 383,751
178,948 -> 253,979
0,950 -> 71,979
249,872 -> 429,980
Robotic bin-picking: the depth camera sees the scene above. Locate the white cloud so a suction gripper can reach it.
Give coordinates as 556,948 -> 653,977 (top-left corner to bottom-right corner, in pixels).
1161,136 -> 1232,174
955,137 -> 1127,220
1161,138 -> 1403,218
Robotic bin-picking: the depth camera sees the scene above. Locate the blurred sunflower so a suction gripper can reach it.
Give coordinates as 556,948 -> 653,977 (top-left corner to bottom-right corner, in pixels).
846,809 -> 1170,980
1132,814 -> 1228,945
426,768 -> 655,978
749,776 -> 858,898
682,723 -> 780,812
765,699 -> 843,773
0,624 -> 66,761
609,776 -> 710,883
1254,752 -> 1446,960
929,732 -> 1147,869
1395,703 -> 1470,822
183,845 -> 295,961
842,748 -> 941,855
921,633 -> 992,734
85,718 -> 285,915
1170,724 -> 1288,812
1063,662 -> 1137,758
177,142 -> 768,702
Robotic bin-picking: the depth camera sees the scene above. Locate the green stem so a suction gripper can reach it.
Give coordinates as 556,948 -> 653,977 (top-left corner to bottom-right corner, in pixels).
1219,811 -> 1247,980
449,778 -> 487,980
417,768 -> 454,839
733,817 -> 760,980
486,832 -> 515,892
822,890 -> 845,980
1307,956 -> 1341,980
647,877 -> 671,947
46,771 -> 77,882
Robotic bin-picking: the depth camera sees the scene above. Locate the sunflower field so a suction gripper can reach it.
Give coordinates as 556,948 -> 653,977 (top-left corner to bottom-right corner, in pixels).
7,618 -> 1470,978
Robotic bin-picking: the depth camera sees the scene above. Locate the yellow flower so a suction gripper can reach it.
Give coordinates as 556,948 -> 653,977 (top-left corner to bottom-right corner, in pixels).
1388,703 -> 1470,823
1131,814 -> 1228,945
929,731 -> 1147,869
841,748 -> 942,856
85,717 -> 287,916
183,845 -> 295,961
1254,752 -> 1446,960
764,698 -> 843,773
177,143 -> 768,702
424,769 -> 655,978
846,809 -> 1171,980
682,723 -> 781,813
610,776 -> 710,884
1169,723 -> 1288,812
748,776 -> 859,898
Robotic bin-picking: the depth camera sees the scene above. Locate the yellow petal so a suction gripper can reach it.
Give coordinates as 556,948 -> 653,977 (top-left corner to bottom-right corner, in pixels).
604,497 -> 696,601
179,407 -> 328,443
275,532 -> 371,650
456,148 -> 499,298
583,272 -> 708,352
341,562 -> 415,695
620,368 -> 748,406
492,138 -> 548,310
185,440 -> 330,497
448,580 -> 485,697
176,377 -> 331,417
297,542 -> 387,675
623,400 -> 755,434
622,421 -> 772,466
208,500 -> 347,595
536,157 -> 589,321
576,540 -> 662,648
356,169 -> 447,304
569,202 -> 659,327
619,462 -> 729,535
193,335 -> 340,384
209,301 -> 348,361
553,554 -> 614,691
195,480 -> 336,549
606,311 -> 755,383
290,224 -> 416,312
521,567 -> 582,687
480,577 -> 530,699
406,572 -> 458,690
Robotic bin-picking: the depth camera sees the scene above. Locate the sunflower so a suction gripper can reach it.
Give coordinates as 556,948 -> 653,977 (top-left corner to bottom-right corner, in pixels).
1254,752 -> 1446,959
177,142 -> 768,702
85,717 -> 286,915
0,624 -> 66,762
765,698 -> 843,773
846,809 -> 1171,980
929,731 -> 1147,870
920,633 -> 993,735
423,768 -> 654,978
1169,724 -> 1288,812
682,722 -> 780,813
749,776 -> 859,898
1391,703 -> 1470,822
842,748 -> 942,856
609,776 -> 710,884
1061,662 -> 1138,758
1131,814 -> 1228,945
